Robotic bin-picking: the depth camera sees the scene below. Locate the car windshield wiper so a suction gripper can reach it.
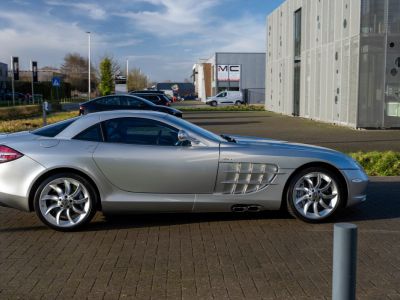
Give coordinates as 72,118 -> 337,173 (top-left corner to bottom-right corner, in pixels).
220,134 -> 236,143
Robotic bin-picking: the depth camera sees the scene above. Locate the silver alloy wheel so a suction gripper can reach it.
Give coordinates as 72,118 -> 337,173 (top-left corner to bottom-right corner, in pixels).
292,172 -> 339,220
38,177 -> 91,228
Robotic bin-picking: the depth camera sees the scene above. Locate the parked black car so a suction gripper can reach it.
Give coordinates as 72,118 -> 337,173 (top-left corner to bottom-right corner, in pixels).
79,95 -> 182,118
129,90 -> 165,94
130,92 -> 171,106
4,92 -> 26,102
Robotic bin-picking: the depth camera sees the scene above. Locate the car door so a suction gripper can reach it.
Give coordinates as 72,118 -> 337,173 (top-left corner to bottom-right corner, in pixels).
93,117 -> 220,194
217,92 -> 232,105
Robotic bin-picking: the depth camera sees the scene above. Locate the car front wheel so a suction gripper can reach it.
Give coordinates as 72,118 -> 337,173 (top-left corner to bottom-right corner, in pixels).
286,167 -> 344,223
34,173 -> 97,231
210,101 -> 217,107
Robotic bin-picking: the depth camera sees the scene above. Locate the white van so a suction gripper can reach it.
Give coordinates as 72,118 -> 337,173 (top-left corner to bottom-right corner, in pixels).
206,91 -> 243,106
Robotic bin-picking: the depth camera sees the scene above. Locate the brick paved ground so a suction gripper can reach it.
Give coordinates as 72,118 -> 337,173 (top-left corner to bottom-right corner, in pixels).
0,111 -> 400,299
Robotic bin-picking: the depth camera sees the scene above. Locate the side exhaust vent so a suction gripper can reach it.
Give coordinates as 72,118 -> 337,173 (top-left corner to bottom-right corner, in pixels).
231,205 -> 262,212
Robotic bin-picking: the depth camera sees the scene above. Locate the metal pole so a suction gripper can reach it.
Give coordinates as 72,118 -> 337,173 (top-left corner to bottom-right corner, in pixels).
332,223 -> 358,300
11,56 -> 15,106
87,31 -> 91,100
126,59 -> 129,91
31,60 -> 34,105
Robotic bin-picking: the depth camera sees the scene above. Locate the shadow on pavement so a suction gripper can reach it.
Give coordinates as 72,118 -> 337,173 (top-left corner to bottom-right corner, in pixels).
83,210 -> 291,232
0,180 -> 398,232
338,180 -> 400,222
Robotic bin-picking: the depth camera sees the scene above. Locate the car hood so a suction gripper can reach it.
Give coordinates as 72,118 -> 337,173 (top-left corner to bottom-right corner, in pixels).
219,134 -> 361,170
225,134 -> 342,155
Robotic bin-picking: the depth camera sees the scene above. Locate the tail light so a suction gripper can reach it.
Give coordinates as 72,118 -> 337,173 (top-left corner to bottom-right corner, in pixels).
0,145 -> 23,163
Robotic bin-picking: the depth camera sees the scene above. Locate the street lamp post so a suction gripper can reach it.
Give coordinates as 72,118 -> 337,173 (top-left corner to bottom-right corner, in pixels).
87,31 -> 91,100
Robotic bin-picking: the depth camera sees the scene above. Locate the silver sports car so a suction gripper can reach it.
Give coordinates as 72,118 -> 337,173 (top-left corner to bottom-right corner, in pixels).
0,111 -> 368,231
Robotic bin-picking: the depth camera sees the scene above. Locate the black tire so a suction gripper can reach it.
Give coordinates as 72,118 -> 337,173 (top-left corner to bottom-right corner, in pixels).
33,172 -> 98,231
235,101 -> 242,106
210,101 -> 217,107
285,167 -> 345,223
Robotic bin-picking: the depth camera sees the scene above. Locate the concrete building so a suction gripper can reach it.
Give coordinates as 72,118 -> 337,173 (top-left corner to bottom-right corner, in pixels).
0,62 -> 7,100
194,52 -> 266,104
266,0 -> 400,128
192,59 -> 212,101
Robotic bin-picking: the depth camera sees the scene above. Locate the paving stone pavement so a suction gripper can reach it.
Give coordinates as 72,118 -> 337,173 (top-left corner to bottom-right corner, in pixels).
1,111 -> 400,299
1,178 -> 399,300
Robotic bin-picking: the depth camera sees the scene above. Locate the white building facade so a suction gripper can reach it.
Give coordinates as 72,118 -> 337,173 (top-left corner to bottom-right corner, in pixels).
266,0 -> 400,128
194,52 -> 266,104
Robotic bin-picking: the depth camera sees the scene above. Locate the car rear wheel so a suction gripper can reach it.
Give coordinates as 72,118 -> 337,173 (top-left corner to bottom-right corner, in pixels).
235,100 -> 242,106
286,167 -> 344,223
34,173 -> 97,231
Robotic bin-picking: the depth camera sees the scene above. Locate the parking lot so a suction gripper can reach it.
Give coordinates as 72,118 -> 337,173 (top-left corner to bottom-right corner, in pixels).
0,111 -> 400,299
184,110 -> 400,152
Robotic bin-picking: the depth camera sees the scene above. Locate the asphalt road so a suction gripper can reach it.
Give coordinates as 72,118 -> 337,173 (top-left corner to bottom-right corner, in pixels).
184,111 -> 400,152
0,111 -> 399,299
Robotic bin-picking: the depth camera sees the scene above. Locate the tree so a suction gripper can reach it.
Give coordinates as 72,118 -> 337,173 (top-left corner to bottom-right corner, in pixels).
96,54 -> 121,80
61,53 -> 96,92
127,68 -> 148,91
98,57 -> 114,96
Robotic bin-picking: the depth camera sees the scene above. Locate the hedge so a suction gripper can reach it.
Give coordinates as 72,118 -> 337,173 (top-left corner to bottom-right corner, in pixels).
349,151 -> 400,176
0,105 -> 42,121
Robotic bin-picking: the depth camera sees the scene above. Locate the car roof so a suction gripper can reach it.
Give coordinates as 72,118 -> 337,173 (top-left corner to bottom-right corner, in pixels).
81,94 -> 154,105
129,90 -> 164,94
84,110 -> 167,118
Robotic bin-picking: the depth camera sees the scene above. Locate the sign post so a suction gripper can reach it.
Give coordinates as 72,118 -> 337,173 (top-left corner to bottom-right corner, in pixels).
52,76 -> 61,102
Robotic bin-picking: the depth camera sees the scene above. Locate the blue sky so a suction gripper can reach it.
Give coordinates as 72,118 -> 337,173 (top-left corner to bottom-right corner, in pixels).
0,0 -> 283,81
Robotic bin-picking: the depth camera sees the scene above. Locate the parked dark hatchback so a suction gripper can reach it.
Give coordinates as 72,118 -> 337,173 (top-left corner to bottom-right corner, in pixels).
79,95 -> 182,118
130,92 -> 171,106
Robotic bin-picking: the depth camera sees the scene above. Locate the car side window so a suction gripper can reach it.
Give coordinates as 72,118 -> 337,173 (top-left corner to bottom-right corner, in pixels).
73,124 -> 103,142
121,97 -> 146,108
96,96 -> 120,106
103,117 -> 181,146
217,92 -> 227,97
146,95 -> 160,103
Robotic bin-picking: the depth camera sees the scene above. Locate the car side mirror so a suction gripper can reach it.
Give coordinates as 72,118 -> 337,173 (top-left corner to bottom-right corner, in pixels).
178,130 -> 200,145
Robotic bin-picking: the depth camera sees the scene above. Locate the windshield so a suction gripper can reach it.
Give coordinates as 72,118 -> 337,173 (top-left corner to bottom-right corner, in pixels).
32,118 -> 78,137
166,115 -> 224,143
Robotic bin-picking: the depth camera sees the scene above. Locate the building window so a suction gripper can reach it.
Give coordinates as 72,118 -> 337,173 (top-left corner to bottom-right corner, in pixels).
294,9 -> 302,59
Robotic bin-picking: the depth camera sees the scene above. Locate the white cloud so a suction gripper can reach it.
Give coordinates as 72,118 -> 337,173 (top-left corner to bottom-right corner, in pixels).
114,0 -> 218,36
45,1 -> 107,20
0,11 -> 89,68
